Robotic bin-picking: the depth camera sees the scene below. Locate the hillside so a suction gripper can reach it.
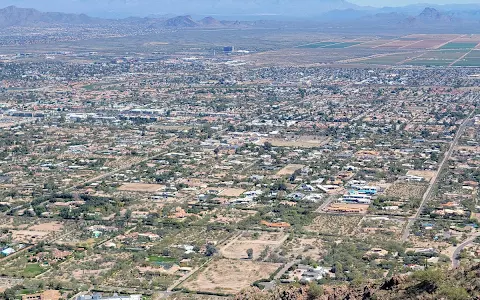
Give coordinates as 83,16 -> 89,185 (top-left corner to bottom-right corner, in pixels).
235,264 -> 480,300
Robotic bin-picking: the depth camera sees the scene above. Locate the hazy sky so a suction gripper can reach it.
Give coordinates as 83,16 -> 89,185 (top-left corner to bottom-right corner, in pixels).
1,0 -> 480,16
351,0 -> 480,5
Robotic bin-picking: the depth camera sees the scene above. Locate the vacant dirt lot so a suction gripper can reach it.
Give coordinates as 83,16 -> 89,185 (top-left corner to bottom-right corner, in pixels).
276,164 -> 305,176
219,188 -> 246,197
29,222 -> 64,232
222,232 -> 287,260
11,230 -> 50,242
182,259 -> 280,294
118,183 -> 165,192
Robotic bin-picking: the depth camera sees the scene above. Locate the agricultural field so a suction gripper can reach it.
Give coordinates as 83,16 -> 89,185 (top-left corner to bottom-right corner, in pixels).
453,50 -> 480,66
181,259 -> 280,294
440,42 -> 479,50
305,214 -> 363,236
361,53 -> 419,65
297,41 -> 338,48
322,42 -> 360,48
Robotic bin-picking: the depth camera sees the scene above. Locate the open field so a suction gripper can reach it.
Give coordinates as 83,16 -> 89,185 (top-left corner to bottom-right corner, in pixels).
118,183 -> 165,192
182,259 -> 280,294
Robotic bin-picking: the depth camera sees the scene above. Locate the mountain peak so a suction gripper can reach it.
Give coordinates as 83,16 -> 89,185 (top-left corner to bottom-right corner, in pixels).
199,16 -> 221,26
407,6 -> 453,24
418,7 -> 442,20
165,15 -> 198,27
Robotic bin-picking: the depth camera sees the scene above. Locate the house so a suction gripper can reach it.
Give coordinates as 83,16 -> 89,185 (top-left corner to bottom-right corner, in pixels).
138,233 -> 160,241
77,294 -> 141,300
51,249 -> 72,261
297,265 -> 330,283
1,247 -> 15,256
22,290 -> 61,300
287,192 -> 305,201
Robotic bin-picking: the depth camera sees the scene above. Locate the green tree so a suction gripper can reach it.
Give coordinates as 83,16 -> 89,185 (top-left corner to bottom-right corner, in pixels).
247,248 -> 254,259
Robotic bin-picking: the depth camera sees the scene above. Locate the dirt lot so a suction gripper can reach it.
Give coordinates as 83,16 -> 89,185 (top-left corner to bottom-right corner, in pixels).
262,136 -> 329,148
11,230 -> 50,242
118,183 -> 165,192
222,232 -> 287,260
305,215 -> 363,236
29,222 -> 64,232
219,188 -> 246,197
276,164 -> 305,176
385,182 -> 428,199
406,170 -> 436,182
182,259 -> 280,294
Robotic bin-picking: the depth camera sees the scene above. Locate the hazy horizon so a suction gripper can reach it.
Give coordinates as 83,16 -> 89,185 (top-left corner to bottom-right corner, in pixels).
1,0 -> 480,18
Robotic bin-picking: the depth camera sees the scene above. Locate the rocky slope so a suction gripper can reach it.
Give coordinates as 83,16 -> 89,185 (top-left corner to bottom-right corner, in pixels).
235,264 -> 480,300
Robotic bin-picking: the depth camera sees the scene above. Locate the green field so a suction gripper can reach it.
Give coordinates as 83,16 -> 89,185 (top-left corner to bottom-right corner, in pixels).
420,50 -> 466,60
23,264 -> 45,277
297,42 -> 338,48
322,42 -> 361,49
453,58 -> 480,66
405,59 -> 454,66
360,53 -> 415,65
440,42 -> 479,50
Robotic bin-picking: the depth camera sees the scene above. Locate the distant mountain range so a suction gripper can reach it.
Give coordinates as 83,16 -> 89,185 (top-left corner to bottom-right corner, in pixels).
0,5 -> 98,27
0,4 -> 479,29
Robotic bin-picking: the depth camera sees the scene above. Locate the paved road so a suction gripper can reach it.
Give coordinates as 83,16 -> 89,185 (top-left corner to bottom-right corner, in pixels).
451,233 -> 480,269
316,194 -> 338,213
402,113 -> 474,241
262,260 -> 300,290
274,260 -> 300,280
